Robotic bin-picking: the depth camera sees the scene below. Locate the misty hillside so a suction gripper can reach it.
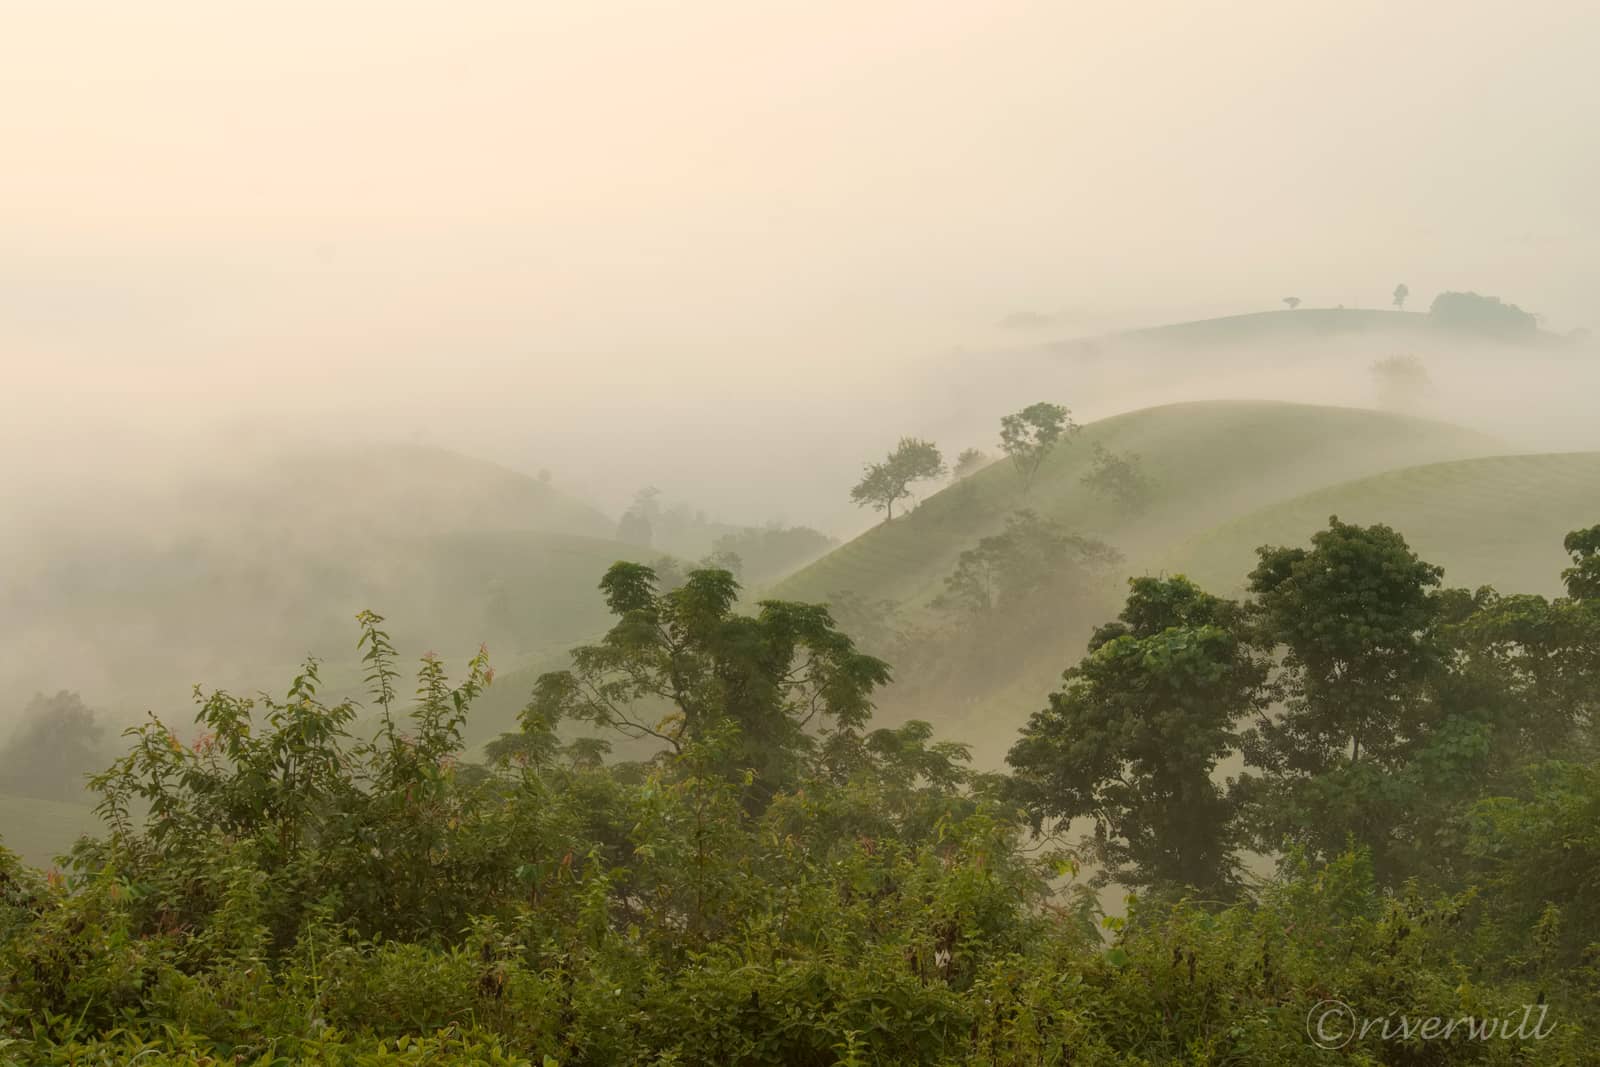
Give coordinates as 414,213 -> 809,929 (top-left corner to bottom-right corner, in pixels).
1060,306 -> 1565,354
772,399 -> 1498,610
0,443 -> 641,714
0,790 -> 101,869
10,1 -> 1600,1057
770,400 -> 1510,766
1165,451 -> 1600,596
212,443 -> 617,539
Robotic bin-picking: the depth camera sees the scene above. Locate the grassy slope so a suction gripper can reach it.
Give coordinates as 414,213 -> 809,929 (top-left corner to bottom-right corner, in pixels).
0,792 -> 101,869
770,400 -> 1499,612
1165,452 -> 1600,597
766,401 -> 1502,767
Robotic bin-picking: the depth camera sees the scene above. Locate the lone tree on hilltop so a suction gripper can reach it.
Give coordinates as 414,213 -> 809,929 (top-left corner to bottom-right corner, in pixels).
1282,296 -> 1301,311
1392,283 -> 1410,310
999,402 -> 1077,493
850,437 -> 946,521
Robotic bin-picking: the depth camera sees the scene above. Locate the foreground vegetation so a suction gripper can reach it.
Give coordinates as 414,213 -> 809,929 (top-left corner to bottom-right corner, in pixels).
5,516 -> 1600,1063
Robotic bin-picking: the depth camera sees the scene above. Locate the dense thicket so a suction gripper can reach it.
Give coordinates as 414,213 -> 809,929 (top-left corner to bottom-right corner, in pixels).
4,519 -> 1600,1064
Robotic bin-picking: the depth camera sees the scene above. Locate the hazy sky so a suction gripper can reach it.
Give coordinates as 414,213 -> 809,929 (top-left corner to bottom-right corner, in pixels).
4,1 -> 1598,518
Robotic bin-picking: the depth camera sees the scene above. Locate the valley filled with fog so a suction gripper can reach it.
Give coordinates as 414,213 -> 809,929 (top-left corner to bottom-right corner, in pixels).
3,3 -> 1599,1062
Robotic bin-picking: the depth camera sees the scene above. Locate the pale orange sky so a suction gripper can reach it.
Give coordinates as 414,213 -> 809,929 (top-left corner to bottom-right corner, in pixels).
3,1 -> 1598,516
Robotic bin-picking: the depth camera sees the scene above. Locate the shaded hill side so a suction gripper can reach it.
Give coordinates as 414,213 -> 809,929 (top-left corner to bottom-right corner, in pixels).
771,400 -> 1499,612
941,451 -> 1600,766
1163,452 -> 1600,597
767,401 -> 1503,768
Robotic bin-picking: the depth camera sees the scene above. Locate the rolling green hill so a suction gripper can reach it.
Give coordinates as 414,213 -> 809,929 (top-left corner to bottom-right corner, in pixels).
1164,452 -> 1600,597
767,400 -> 1506,767
770,400 -> 1499,613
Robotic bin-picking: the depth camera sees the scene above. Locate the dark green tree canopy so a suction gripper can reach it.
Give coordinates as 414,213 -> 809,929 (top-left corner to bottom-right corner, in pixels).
1009,576 -> 1264,893
513,561 -> 892,801
1233,518 -> 1456,879
1246,516 -> 1443,767
1562,524 -> 1600,601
